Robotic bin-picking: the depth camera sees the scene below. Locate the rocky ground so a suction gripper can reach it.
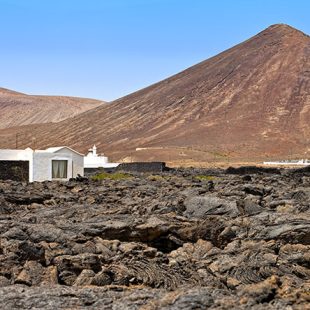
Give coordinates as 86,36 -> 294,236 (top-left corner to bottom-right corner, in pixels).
0,167 -> 309,309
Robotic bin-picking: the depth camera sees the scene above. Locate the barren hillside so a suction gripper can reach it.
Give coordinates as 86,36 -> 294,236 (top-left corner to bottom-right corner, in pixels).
0,24 -> 309,164
0,88 -> 104,129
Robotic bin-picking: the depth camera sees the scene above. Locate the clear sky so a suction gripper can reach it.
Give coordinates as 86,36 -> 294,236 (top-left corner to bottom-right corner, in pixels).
0,0 -> 309,101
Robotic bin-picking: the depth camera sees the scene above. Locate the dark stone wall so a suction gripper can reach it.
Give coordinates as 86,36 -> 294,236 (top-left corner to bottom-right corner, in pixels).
84,162 -> 168,176
116,162 -> 167,173
84,167 -> 116,177
226,166 -> 280,175
0,161 -> 29,182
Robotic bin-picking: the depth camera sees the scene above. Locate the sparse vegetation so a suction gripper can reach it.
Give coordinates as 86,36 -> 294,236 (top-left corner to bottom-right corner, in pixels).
147,175 -> 170,181
91,172 -> 131,181
195,175 -> 216,181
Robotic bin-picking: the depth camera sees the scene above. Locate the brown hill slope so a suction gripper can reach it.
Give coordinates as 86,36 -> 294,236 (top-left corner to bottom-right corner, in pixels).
0,88 -> 104,129
0,24 -> 309,164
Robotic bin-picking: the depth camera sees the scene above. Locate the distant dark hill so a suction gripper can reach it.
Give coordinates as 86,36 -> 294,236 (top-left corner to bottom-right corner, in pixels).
0,24 -> 309,165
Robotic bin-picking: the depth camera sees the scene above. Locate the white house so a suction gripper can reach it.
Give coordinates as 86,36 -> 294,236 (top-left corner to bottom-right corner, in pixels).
84,145 -> 119,169
0,146 -> 84,182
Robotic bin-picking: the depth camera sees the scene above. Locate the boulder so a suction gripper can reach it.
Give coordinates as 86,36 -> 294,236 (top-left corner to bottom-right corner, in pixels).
184,196 -> 239,218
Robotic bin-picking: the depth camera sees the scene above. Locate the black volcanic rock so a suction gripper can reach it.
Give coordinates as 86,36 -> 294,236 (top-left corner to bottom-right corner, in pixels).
0,169 -> 309,309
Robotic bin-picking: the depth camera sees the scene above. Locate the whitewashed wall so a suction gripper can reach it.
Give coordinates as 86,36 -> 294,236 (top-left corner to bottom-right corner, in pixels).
33,152 -> 73,182
84,154 -> 108,168
0,148 -> 84,182
0,149 -> 33,161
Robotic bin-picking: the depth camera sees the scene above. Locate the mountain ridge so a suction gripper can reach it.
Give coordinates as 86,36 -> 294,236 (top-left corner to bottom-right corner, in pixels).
0,24 -> 309,164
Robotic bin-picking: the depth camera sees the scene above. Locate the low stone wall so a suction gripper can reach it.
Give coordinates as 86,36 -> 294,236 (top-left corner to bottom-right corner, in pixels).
226,166 -> 280,175
0,160 -> 29,182
116,162 -> 167,173
84,162 -> 168,176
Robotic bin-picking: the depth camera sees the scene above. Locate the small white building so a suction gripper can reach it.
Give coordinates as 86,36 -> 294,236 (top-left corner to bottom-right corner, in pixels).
263,159 -> 310,166
0,146 -> 84,182
84,145 -> 119,169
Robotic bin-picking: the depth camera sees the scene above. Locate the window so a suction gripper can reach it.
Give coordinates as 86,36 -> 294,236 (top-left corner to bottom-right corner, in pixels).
52,160 -> 68,179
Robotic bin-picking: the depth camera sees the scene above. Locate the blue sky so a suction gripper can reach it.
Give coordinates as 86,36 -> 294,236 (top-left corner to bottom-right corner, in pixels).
0,0 -> 309,101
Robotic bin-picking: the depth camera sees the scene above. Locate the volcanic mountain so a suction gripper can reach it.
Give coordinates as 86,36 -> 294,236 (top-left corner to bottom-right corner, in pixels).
0,88 -> 104,129
0,24 -> 309,164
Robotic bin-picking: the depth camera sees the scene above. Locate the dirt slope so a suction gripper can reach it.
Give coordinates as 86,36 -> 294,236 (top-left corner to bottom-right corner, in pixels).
0,88 -> 104,129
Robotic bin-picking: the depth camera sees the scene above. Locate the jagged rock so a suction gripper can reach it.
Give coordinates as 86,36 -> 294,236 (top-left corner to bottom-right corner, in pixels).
52,253 -> 102,273
4,193 -> 52,205
239,275 -> 280,304
41,266 -> 58,285
237,195 -> 262,215
184,196 -> 239,218
73,269 -> 95,286
169,239 -> 213,263
90,269 -> 112,286
0,168 -> 309,308
0,276 -> 10,287
2,227 -> 29,240
15,261 -> 45,286
0,197 -> 14,214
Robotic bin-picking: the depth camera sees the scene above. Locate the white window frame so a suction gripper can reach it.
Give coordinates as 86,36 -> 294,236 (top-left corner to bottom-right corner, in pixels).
49,157 -> 72,181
